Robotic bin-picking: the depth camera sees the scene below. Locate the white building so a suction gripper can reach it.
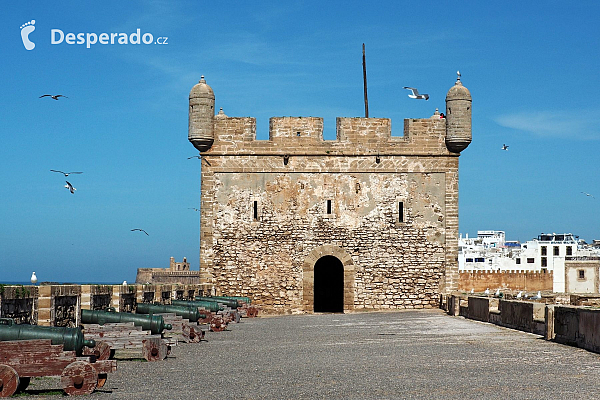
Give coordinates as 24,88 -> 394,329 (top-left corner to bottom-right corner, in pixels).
459,231 -> 600,292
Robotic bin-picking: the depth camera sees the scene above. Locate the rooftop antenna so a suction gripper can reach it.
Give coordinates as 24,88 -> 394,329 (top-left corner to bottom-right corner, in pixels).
362,43 -> 369,118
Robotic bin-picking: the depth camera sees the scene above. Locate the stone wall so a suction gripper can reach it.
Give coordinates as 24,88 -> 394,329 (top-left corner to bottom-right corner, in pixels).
200,114 -> 461,314
0,283 -> 213,326
458,270 -> 553,292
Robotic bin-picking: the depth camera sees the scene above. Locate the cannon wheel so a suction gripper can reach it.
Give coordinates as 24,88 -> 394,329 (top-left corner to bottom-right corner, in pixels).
16,377 -> 30,393
142,338 -> 168,362
0,364 -> 19,397
60,361 -> 98,396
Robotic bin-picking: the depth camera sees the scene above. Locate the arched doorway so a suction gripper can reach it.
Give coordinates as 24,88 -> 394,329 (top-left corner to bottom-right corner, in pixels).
313,255 -> 344,313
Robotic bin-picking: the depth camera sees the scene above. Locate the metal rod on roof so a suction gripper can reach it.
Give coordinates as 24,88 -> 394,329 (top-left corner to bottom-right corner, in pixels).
362,43 -> 369,118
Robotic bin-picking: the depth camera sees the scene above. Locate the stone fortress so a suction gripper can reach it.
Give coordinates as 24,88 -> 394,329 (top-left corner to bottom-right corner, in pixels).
188,73 -> 472,314
136,257 -> 200,285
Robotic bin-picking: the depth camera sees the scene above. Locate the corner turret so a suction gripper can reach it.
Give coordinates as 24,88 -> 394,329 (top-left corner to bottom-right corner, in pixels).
188,76 -> 215,152
445,71 -> 472,153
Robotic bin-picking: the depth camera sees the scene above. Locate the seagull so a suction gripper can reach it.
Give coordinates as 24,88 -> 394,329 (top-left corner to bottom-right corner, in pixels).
516,291 -> 523,299
403,87 -> 429,100
31,272 -> 38,284
484,288 -> 490,295
581,192 -> 595,199
470,288 -> 474,294
187,155 -> 201,159
40,94 -> 68,100
122,280 -> 127,286
530,291 -> 542,300
51,170 -> 82,177
188,208 -> 200,212
494,288 -> 501,297
131,228 -> 149,236
501,144 -> 509,151
64,181 -> 76,194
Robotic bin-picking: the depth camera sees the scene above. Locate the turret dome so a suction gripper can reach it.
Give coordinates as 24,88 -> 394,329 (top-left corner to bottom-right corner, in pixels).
190,76 -> 214,99
445,73 -> 471,101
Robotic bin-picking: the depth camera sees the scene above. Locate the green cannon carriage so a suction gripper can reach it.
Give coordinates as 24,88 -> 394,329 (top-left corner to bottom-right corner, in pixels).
81,308 -> 172,335
0,318 -> 95,356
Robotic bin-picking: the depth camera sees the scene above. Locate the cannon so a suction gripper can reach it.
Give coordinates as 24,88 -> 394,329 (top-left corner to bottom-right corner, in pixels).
0,318 -> 95,356
172,299 -> 223,313
211,295 -> 252,305
0,339 -> 116,396
136,303 -> 209,323
195,296 -> 259,318
193,296 -> 239,309
81,308 -> 172,335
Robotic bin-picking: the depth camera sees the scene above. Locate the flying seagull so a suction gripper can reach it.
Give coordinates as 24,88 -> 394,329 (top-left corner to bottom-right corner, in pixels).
131,228 -> 149,236
501,144 -> 509,151
581,191 -> 595,199
187,155 -> 201,159
40,94 -> 68,100
403,87 -> 429,100
188,207 -> 200,212
64,181 -> 76,194
51,170 -> 82,177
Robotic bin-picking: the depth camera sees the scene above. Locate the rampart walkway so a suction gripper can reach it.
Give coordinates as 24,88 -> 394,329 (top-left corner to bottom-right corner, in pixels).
29,310 -> 600,399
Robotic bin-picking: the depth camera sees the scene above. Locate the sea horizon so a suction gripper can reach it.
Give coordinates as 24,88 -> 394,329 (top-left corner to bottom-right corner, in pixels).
1,281 -> 126,286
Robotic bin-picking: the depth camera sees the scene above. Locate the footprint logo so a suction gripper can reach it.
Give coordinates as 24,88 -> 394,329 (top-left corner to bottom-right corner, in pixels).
20,20 -> 36,50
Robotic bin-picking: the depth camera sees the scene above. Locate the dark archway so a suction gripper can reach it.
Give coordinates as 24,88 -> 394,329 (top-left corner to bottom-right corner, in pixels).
314,255 -> 344,313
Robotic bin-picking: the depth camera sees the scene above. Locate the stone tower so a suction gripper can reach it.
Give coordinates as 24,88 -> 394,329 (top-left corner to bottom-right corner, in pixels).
445,71 -> 472,153
190,74 -> 472,314
188,76 -> 215,152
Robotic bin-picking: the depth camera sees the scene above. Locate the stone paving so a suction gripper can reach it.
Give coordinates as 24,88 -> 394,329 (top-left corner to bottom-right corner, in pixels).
27,309 -> 600,399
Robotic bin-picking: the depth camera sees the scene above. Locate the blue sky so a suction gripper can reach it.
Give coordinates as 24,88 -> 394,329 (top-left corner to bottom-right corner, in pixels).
1,1 -> 598,283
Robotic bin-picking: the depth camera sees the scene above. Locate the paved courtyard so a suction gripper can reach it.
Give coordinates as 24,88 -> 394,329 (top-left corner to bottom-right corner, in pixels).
28,309 -> 600,399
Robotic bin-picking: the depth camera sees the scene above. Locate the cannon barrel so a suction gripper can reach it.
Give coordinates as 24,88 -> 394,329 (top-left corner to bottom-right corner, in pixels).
207,295 -> 251,305
135,303 -> 209,323
193,296 -> 239,309
0,318 -> 95,356
172,299 -> 223,312
211,295 -> 251,305
81,308 -> 172,335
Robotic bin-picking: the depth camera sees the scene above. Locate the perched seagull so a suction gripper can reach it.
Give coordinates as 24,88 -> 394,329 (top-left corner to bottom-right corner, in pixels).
484,288 -> 490,295
530,291 -> 542,300
581,192 -> 595,199
516,291 -> 523,299
122,280 -> 127,286
131,228 -> 149,236
51,170 -> 82,177
494,288 -> 501,297
470,288 -> 474,294
39,94 -> 68,100
31,272 -> 38,284
64,181 -> 76,194
501,144 -> 509,151
403,87 -> 429,100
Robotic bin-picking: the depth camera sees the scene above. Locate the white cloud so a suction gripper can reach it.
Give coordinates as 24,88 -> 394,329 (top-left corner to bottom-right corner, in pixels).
495,110 -> 600,140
